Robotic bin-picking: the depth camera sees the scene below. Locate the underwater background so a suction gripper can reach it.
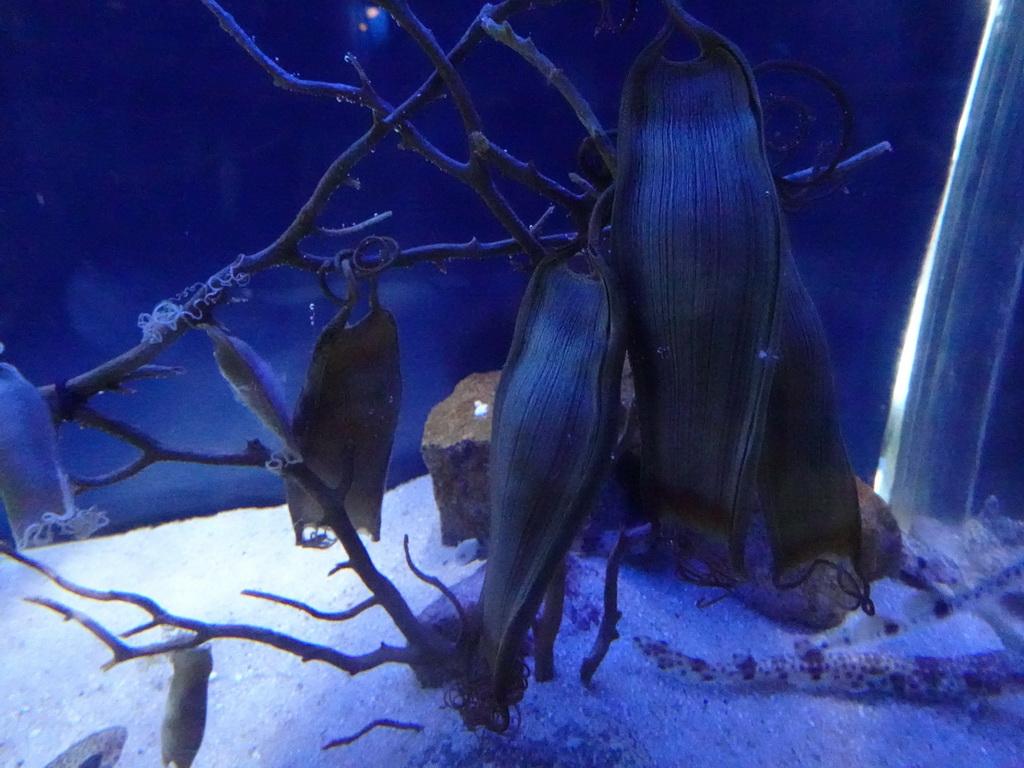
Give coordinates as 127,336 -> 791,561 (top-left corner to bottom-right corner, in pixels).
5,2 -> 1024,768
0,0 -> 1011,530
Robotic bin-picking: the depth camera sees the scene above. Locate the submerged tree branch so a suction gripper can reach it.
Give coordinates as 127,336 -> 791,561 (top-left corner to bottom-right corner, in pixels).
280,462 -> 452,659
402,534 -> 468,642
322,719 -> 424,750
33,0 -> 892,425
480,15 -> 616,175
1,544 -> 415,673
68,407 -> 272,490
197,0 -> 364,102
242,590 -> 380,623
581,528 -> 631,686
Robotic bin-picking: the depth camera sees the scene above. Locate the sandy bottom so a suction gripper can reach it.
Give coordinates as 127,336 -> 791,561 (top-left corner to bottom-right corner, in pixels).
3,476 -> 1024,768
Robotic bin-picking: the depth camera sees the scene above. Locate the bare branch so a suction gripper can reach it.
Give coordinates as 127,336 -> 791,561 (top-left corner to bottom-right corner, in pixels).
367,232 -> 578,271
402,535 -> 467,641
322,719 -> 424,750
328,560 -> 353,576
381,0 -> 577,123
200,0 -> 560,264
281,462 -> 452,658
468,132 -> 589,224
581,529 -> 630,686
68,406 -> 272,489
782,140 -> 892,183
317,210 -> 394,238
2,544 -> 419,674
25,597 -> 197,671
379,0 -> 547,261
379,0 -> 485,135
197,0 -> 364,103
480,15 -> 615,174
243,590 -> 379,622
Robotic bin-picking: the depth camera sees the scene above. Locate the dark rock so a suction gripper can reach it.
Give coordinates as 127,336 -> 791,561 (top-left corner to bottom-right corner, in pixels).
725,480 -> 903,630
857,479 -> 904,581
733,514 -> 861,631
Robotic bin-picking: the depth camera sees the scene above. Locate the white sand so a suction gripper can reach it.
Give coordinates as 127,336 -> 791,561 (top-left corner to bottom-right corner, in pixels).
2,476 -> 1023,768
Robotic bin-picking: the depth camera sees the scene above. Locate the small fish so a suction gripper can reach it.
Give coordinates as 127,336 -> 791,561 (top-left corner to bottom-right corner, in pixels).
43,726 -> 127,768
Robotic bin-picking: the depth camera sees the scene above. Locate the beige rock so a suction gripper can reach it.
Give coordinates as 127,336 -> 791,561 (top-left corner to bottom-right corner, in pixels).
421,371 -> 500,552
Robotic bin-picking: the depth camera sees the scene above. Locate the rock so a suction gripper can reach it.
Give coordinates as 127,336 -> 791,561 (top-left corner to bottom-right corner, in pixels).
856,479 -> 903,581
422,368 -> 638,554
727,480 -> 902,630
422,372 -> 902,630
732,514 -> 860,631
421,371 -> 500,553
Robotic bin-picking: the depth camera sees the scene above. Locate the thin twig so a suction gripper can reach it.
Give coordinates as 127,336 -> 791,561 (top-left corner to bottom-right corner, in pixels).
402,535 -> 467,642
242,590 -> 379,622
782,140 -> 892,183
328,561 -> 353,576
580,529 -> 628,686
281,463 -> 451,658
529,205 -> 556,235
468,132 -> 588,224
389,232 -> 576,269
481,15 -> 615,174
533,557 -> 567,683
68,406 -> 272,489
322,719 -> 424,750
317,210 -> 394,237
197,0 -> 364,103
25,597 -> 197,669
